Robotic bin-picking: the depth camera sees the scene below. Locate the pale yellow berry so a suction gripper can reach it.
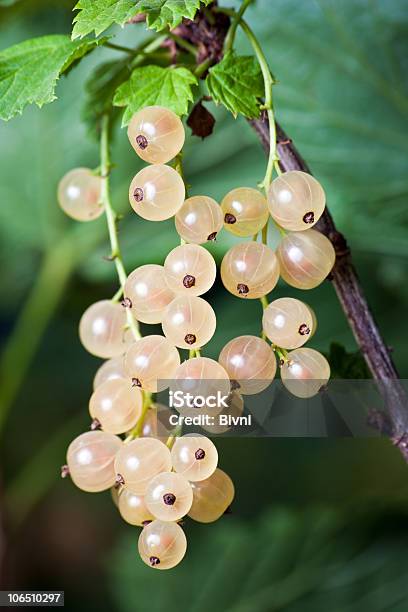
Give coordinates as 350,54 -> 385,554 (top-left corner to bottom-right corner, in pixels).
268,171 -> 325,231
262,297 -> 316,349
79,300 -> 132,359
67,431 -> 122,493
93,356 -> 127,389
141,403 -> 176,441
189,468 -> 235,523
201,391 -> 244,434
89,378 -> 143,434
171,435 -> 218,481
118,489 -> 154,526
277,229 -> 335,290
124,335 -> 180,392
128,106 -> 185,164
164,244 -> 216,296
219,335 -> 276,395
58,168 -> 103,222
114,438 -> 172,494
221,188 -> 268,237
175,196 -> 223,243
145,472 -> 193,521
221,242 -> 280,299
162,296 -> 216,349
138,520 -> 187,570
129,165 -> 185,221
170,357 -> 231,419
124,265 -> 175,324
281,348 -> 330,398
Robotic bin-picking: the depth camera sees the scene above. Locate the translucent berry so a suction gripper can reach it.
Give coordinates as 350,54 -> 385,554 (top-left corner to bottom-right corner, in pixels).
262,297 -> 316,349
66,431 -> 122,493
89,379 -> 143,434
93,356 -> 127,389
221,187 -> 269,237
124,335 -> 180,392
129,165 -> 185,221
201,391 -> 244,434
164,244 -> 216,296
118,489 -> 154,526
138,520 -> 187,570
221,242 -> 280,299
124,264 -> 175,324
218,335 -> 276,395
281,348 -> 330,398
162,296 -> 216,349
145,472 -> 193,521
277,229 -> 335,289
57,168 -> 103,222
114,438 -> 172,495
175,196 -> 223,244
127,106 -> 185,164
171,357 -> 231,418
79,300 -> 133,359
141,403 -> 176,441
189,468 -> 235,523
171,435 -> 218,482
268,171 -> 326,231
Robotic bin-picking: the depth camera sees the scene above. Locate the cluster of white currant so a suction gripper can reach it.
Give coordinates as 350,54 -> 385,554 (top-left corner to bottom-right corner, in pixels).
57,104 -> 335,570
125,105 -> 334,398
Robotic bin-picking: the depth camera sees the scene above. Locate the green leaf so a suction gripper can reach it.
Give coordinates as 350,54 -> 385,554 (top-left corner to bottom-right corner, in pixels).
72,0 -> 212,39
113,64 -> 197,125
72,0 -> 135,40
325,342 -> 371,379
132,0 -> 213,31
0,35 -> 100,121
206,50 -> 264,118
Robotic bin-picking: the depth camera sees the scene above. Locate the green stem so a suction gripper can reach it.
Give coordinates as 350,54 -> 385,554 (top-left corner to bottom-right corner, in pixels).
173,152 -> 189,198
100,115 -> 141,341
167,32 -> 197,56
238,19 -> 277,193
224,0 -> 254,53
0,239 -> 74,438
194,57 -> 213,78
262,219 -> 268,245
104,41 -> 136,55
131,391 -> 152,438
260,295 -> 269,310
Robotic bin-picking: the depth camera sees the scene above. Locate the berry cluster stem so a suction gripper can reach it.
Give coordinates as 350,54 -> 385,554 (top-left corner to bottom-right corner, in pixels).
100,114 -> 141,341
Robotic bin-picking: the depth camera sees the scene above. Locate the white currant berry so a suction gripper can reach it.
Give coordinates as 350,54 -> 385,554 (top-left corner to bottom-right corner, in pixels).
164,244 -> 216,296
221,187 -> 269,237
175,195 -> 223,243
118,489 -> 154,526
124,335 -> 180,392
221,242 -> 280,299
128,106 -> 185,164
277,229 -> 335,289
138,520 -> 187,570
281,347 -> 330,398
171,435 -> 218,482
129,165 -> 185,221
58,168 -> 103,222
145,471 -> 193,521
262,297 -> 316,349
124,264 -> 175,324
89,378 -> 143,434
66,431 -> 122,493
162,296 -> 216,349
268,171 -> 326,231
189,468 -> 235,523
218,335 -> 277,395
114,438 -> 172,495
79,300 -> 133,359
93,356 -> 127,389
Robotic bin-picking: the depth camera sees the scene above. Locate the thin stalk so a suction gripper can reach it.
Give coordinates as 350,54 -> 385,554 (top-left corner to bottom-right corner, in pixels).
262,220 -> 268,245
195,57 -> 213,78
104,41 -> 136,55
167,32 -> 197,56
224,0 -> 254,53
100,114 -> 141,341
131,392 -> 153,438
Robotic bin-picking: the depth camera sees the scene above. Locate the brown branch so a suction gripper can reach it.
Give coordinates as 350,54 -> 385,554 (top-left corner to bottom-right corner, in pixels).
177,5 -> 408,458
250,114 -> 408,455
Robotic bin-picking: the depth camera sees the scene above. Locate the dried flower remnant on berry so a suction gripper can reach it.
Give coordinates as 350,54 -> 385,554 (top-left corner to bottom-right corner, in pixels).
163,493 -> 176,505
185,333 -> 197,345
237,283 -> 249,295
303,211 -> 314,224
183,274 -> 196,288
195,448 -> 205,460
224,213 -> 236,224
133,188 -> 144,202
136,134 -> 148,150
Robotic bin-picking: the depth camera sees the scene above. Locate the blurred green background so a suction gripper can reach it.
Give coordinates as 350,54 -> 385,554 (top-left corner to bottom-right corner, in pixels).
1,0 -> 408,610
